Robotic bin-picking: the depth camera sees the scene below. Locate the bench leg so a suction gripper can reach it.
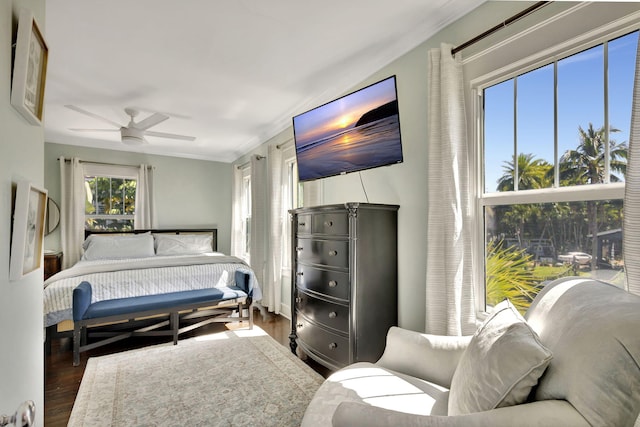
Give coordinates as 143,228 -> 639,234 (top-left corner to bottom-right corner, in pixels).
170,312 -> 179,345
73,325 -> 82,367
249,304 -> 254,330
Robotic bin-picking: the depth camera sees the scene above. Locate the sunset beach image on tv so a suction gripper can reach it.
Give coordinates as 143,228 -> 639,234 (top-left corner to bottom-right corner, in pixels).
293,76 -> 403,182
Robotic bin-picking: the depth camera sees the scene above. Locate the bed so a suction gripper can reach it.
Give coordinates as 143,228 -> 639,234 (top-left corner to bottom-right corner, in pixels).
43,229 -> 261,364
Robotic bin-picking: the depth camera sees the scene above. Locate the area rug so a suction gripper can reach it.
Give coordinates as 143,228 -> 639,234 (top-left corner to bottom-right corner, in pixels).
68,327 -> 324,426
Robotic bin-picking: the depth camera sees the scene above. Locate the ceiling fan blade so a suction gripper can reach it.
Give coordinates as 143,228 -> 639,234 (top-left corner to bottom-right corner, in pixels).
145,130 -> 196,141
64,105 -> 122,128
69,128 -> 120,132
135,112 -> 169,130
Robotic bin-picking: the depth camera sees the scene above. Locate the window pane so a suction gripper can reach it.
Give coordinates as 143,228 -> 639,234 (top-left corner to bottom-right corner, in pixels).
84,175 -> 137,231
124,179 -> 136,214
557,45 -> 605,187
85,218 -> 135,231
110,178 -> 124,214
516,64 -> 554,189
484,80 -> 514,193
609,31 -> 638,182
485,200 -> 625,313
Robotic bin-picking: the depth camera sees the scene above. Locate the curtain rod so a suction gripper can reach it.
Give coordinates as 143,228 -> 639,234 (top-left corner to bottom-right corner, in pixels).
236,155 -> 265,170
276,138 -> 294,150
58,158 -> 153,169
451,1 -> 551,55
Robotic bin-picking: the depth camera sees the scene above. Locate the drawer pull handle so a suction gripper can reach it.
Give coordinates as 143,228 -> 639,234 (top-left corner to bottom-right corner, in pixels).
297,323 -> 303,329
328,342 -> 338,350
295,297 -> 302,303
299,222 -> 306,227
297,272 -> 304,277
328,280 -> 337,288
328,250 -> 337,256
296,247 -> 303,251
328,311 -> 337,319
325,220 -> 333,227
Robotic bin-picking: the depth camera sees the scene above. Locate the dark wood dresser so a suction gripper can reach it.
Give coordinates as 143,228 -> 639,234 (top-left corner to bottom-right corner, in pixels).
289,203 -> 398,370
44,251 -> 62,280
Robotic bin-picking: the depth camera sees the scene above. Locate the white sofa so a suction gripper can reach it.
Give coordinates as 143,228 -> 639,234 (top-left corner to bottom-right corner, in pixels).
301,277 -> 640,426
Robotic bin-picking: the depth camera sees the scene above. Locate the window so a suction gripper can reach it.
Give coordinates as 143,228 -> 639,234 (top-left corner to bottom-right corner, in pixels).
478,30 -> 638,313
83,164 -> 142,231
240,166 -> 252,262
283,153 -> 301,269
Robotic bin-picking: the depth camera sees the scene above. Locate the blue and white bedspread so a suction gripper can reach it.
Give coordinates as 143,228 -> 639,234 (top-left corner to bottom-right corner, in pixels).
43,253 -> 261,327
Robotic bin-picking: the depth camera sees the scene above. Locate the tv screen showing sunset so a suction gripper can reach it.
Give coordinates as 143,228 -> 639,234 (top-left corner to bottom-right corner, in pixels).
293,76 -> 403,182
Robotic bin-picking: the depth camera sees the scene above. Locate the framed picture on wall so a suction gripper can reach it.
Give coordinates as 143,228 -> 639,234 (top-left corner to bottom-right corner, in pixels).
10,181 -> 48,281
10,8 -> 48,126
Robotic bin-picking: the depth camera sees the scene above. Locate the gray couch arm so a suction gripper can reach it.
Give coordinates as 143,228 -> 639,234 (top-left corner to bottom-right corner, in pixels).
332,400 -> 590,427
376,327 -> 471,388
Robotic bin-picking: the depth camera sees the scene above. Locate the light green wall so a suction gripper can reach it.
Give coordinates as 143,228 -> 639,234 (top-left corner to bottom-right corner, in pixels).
234,2 -> 639,332
1,0 -> 46,423
44,143 -> 233,254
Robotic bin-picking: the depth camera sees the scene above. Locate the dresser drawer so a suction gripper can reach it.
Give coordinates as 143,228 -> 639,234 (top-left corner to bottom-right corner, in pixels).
296,214 -> 312,235
296,265 -> 350,301
296,291 -> 349,333
312,213 -> 348,236
295,315 -> 349,367
296,238 -> 349,269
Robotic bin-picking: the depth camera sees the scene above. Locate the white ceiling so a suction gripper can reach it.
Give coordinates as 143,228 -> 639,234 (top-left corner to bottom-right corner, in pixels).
43,0 -> 485,162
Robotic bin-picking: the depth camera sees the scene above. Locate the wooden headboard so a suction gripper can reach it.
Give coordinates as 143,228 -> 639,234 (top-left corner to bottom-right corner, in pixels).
84,229 -> 218,252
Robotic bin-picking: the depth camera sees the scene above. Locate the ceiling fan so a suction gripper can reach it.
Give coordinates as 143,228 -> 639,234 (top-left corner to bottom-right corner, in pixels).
65,105 -> 196,145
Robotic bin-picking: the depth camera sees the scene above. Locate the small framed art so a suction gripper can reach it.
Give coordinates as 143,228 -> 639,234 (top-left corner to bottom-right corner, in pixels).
11,8 -> 48,126
10,181 -> 48,281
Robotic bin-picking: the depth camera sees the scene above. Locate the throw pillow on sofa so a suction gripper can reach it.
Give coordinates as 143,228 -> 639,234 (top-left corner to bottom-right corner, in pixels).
448,299 -> 552,415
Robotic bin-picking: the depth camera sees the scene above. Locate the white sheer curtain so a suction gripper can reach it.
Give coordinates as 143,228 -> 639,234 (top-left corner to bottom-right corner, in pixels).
624,35 -> 640,296
424,43 -> 476,336
263,144 -> 285,313
250,155 -> 268,293
59,157 -> 85,269
135,164 -> 155,229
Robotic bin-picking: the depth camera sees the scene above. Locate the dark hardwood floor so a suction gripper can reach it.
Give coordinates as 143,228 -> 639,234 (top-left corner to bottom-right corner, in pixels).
44,311 -> 330,426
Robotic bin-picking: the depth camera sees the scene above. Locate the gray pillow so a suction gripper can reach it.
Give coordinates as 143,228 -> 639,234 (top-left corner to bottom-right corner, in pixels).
82,233 -> 155,260
448,299 -> 552,415
154,233 -> 214,255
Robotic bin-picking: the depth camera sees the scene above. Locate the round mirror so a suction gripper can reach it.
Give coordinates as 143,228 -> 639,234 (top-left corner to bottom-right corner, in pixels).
45,197 -> 60,235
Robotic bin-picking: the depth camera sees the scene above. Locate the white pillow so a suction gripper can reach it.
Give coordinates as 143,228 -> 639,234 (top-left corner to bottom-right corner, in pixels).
448,299 -> 552,415
82,233 -> 155,260
154,233 -> 213,256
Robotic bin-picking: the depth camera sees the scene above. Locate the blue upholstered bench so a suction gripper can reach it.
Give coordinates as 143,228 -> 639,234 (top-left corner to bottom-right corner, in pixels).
72,270 -> 253,366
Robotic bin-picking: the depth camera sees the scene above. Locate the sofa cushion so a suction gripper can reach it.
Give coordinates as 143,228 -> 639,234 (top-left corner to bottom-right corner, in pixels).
526,278 -> 640,427
448,299 -> 552,415
300,362 -> 449,427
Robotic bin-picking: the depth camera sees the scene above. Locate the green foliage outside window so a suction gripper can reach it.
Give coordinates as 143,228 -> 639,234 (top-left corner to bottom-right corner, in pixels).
84,176 -> 136,231
486,239 -> 573,314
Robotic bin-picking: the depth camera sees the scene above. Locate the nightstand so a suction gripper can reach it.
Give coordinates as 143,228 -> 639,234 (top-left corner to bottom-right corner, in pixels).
44,251 -> 62,280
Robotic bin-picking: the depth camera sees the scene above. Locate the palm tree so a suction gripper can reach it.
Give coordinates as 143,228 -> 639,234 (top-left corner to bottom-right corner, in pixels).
497,153 -> 552,192
559,123 -> 627,270
496,153 -> 552,247
559,123 -> 627,185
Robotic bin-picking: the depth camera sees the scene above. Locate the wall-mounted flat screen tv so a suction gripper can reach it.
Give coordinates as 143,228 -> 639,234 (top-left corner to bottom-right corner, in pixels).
292,75 -> 403,182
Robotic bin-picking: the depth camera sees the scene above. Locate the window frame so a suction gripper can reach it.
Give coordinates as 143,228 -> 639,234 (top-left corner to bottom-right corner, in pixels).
471,21 -> 637,314
82,163 -> 140,231
282,147 -> 300,271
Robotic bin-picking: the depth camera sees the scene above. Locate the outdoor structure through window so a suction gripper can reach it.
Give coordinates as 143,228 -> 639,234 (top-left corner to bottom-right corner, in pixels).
477,29 -> 638,313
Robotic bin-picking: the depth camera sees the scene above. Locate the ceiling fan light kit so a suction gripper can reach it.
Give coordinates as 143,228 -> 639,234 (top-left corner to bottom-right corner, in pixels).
120,127 -> 146,145
64,105 -> 195,145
